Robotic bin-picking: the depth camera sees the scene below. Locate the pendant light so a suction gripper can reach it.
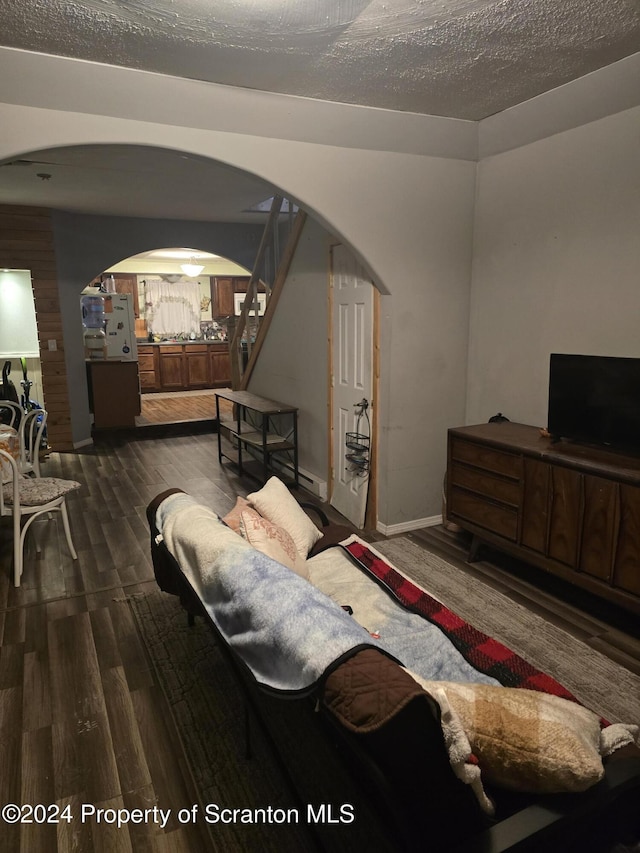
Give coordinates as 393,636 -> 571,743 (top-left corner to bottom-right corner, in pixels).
180,258 -> 205,277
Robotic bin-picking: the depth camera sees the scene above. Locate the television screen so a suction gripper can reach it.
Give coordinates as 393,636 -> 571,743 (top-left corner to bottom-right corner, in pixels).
548,354 -> 640,454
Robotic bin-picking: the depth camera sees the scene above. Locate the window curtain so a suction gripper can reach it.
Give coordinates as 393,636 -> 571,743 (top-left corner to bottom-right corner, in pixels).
145,279 -> 201,336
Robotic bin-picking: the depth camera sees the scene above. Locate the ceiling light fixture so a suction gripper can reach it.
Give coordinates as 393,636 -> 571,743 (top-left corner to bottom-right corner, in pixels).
180,258 -> 205,277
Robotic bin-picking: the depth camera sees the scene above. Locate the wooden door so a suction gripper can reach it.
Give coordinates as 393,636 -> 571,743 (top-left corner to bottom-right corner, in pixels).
112,273 -> 140,317
213,278 -> 235,317
580,475 -> 617,581
210,347 -> 231,387
159,347 -> 185,390
613,484 -> 640,596
185,347 -> 210,389
548,466 -> 582,567
330,244 -> 374,529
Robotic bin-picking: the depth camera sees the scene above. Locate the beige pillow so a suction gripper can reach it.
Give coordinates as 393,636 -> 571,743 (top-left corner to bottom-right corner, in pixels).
247,476 -> 322,557
239,510 -> 310,580
420,680 -> 605,794
222,496 -> 253,533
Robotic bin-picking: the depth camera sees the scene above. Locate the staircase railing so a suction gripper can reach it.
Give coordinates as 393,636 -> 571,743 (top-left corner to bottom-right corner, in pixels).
229,196 -> 307,390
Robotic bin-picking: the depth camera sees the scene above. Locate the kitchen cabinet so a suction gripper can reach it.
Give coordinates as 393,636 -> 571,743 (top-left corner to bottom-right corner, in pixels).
209,344 -> 232,388
185,344 -> 211,389
446,422 -> 640,615
112,273 -> 140,317
211,276 -> 255,317
139,343 -> 230,392
212,277 -> 235,317
137,345 -> 160,392
158,345 -> 185,390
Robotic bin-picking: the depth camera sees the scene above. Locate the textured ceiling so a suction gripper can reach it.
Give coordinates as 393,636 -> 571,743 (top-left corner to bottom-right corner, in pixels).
0,1 -> 639,224
1,0 -> 639,120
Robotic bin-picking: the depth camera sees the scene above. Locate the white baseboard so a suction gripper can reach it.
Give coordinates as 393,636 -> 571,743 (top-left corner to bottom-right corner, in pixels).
264,455 -> 328,500
73,438 -> 94,449
376,514 -> 442,536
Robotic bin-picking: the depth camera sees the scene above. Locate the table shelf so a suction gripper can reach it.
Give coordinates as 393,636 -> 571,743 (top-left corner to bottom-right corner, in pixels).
216,390 -> 299,486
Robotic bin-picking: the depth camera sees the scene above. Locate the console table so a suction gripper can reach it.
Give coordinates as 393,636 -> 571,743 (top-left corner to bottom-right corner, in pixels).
215,390 -> 299,486
447,422 -> 640,615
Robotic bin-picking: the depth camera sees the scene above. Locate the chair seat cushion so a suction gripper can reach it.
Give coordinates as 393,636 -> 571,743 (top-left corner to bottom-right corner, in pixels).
3,477 -> 81,506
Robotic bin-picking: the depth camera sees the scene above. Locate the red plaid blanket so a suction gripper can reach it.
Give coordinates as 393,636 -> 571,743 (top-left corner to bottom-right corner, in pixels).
344,540 -> 609,726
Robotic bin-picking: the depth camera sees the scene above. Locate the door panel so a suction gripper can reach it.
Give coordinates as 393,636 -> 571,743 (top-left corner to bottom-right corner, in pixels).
548,466 -> 582,567
330,245 -> 374,529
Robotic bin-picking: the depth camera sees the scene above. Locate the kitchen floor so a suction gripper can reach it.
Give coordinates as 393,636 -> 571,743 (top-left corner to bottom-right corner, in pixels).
136,389 -> 227,427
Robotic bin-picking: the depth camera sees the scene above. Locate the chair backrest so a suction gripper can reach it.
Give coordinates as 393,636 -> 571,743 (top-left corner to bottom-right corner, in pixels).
0,447 -> 20,514
20,408 -> 48,477
0,401 -> 22,428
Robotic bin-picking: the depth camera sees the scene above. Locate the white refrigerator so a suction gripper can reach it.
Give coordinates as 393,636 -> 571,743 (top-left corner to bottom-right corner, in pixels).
104,294 -> 138,361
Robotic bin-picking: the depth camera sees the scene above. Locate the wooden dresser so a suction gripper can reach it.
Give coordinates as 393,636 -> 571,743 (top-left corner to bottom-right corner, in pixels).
447,422 -> 640,615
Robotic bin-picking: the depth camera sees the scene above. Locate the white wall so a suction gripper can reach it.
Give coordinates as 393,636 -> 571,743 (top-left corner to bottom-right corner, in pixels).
249,217 -> 331,484
467,106 -> 640,428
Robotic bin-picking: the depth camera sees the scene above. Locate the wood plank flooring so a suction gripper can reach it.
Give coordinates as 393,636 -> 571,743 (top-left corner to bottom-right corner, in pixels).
1,428 -> 639,852
137,391 -> 227,427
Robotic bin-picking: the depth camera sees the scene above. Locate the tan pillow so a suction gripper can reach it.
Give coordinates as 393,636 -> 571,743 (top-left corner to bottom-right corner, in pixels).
222,496 -> 253,533
422,680 -> 605,794
247,476 -> 322,557
239,511 -> 310,580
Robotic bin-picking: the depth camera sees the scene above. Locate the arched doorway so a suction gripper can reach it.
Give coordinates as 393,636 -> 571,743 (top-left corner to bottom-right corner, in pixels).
84,247 -> 252,430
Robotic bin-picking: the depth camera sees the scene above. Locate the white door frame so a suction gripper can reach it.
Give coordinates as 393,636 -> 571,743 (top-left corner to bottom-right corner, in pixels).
328,243 -> 378,528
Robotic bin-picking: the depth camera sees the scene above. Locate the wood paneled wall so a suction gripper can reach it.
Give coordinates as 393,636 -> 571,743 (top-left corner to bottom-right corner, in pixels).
0,204 -> 73,450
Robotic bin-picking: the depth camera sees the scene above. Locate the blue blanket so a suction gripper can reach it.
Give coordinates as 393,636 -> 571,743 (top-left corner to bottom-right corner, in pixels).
156,493 -> 380,693
156,493 -> 498,693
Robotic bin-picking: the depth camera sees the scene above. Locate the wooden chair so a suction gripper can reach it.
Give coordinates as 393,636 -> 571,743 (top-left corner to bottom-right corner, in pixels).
0,448 -> 80,587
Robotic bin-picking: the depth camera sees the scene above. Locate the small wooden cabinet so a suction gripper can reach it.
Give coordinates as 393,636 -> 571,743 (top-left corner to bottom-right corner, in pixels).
447,422 -> 640,615
86,361 -> 141,429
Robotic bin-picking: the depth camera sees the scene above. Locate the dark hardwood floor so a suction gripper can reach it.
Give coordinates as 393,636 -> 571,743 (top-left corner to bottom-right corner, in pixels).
1,426 -> 639,852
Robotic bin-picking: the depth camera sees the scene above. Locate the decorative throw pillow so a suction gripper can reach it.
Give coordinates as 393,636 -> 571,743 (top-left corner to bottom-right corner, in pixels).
247,476 -> 322,557
222,496 -> 253,533
239,511 -> 310,580
415,678 -> 606,794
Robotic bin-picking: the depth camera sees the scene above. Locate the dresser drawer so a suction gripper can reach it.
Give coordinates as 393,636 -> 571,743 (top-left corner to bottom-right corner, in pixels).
450,438 -> 522,479
449,486 -> 519,541
450,462 -> 521,507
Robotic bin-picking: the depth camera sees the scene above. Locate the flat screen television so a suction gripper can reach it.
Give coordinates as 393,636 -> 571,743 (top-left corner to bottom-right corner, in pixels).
548,354 -> 640,454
